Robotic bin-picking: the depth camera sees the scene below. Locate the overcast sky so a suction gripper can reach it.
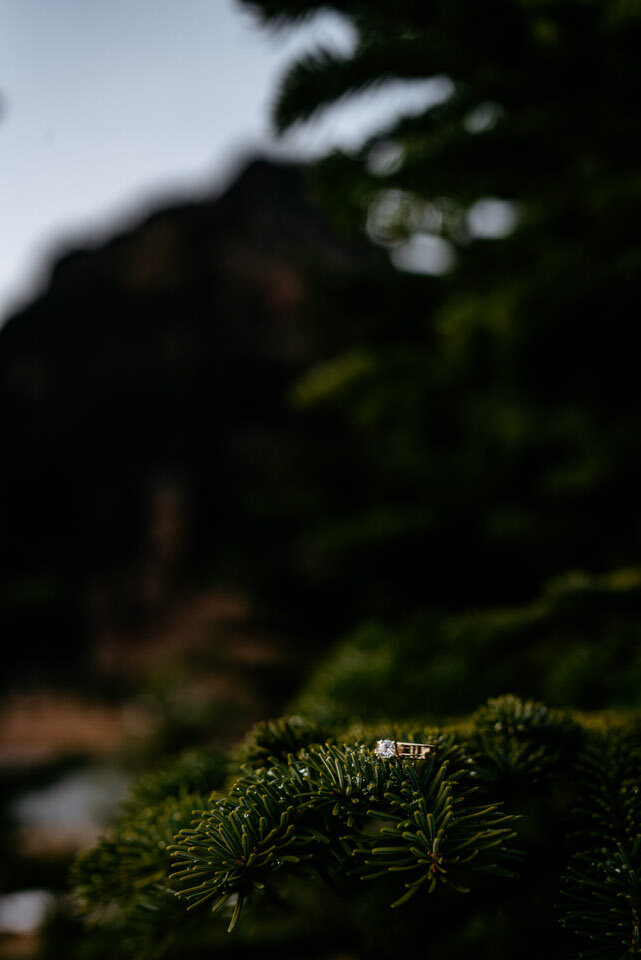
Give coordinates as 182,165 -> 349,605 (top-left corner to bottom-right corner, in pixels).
0,1 -> 459,324
0,0 -> 356,322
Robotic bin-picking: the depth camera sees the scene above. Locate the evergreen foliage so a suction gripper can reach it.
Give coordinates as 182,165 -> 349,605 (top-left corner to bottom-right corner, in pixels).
69,697 -> 641,958
561,736 -> 641,959
293,569 -> 641,723
231,715 -> 331,769
170,737 -> 518,928
121,748 -> 228,814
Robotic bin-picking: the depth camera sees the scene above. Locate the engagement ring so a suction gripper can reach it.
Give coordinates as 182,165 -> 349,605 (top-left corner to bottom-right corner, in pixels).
374,739 -> 434,760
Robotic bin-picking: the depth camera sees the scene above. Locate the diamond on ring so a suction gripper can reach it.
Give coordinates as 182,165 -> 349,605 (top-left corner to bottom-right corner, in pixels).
375,739 -> 397,759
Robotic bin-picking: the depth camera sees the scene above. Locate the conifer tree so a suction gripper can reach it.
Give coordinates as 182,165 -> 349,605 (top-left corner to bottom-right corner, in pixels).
236,0 -> 641,613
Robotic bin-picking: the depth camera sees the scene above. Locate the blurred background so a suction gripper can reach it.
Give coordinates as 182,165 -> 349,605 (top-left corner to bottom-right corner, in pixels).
2,0 -> 641,956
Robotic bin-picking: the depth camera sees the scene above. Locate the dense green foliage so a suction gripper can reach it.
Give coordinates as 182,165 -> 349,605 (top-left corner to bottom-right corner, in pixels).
71,697 -> 641,959
561,736 -> 641,959
294,568 -> 641,723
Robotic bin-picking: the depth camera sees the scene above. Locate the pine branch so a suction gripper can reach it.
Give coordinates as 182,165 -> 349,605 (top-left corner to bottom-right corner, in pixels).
121,748 -> 228,815
72,792 -> 209,916
169,739 -> 520,930
70,700 -> 641,954
231,715 -> 332,769
273,40 -> 446,133
561,736 -> 641,959
471,695 -> 580,788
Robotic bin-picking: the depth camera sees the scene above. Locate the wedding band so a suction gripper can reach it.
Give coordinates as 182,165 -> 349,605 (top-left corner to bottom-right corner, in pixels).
374,739 -> 435,760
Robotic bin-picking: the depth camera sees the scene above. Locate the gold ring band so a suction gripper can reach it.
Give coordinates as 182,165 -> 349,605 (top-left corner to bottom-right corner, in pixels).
375,739 -> 435,760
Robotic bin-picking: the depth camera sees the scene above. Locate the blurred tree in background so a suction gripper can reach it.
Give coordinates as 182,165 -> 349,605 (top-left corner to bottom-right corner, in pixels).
241,0 -> 641,615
